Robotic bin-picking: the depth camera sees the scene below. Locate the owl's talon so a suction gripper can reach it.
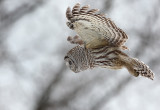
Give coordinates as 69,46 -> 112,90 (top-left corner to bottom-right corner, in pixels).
67,36 -> 72,41
71,41 -> 74,43
66,22 -> 74,29
77,40 -> 84,45
67,35 -> 84,45
73,35 -> 79,39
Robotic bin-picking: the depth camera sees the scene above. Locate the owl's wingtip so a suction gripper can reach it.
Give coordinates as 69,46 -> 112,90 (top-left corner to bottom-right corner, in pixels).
75,3 -> 81,5
140,72 -> 154,80
66,7 -> 72,20
149,74 -> 154,80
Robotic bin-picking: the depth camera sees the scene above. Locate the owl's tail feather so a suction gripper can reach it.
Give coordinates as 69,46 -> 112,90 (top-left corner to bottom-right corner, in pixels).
122,56 -> 154,80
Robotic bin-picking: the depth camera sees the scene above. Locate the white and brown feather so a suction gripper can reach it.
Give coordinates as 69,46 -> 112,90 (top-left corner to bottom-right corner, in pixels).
66,3 -> 128,49
65,3 -> 154,80
65,46 -> 154,80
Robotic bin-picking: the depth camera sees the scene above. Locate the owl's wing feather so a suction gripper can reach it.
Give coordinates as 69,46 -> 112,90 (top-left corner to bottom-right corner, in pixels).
66,3 -> 128,49
122,57 -> 154,80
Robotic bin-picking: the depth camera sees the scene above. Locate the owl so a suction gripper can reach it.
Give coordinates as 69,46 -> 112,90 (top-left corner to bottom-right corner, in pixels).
64,3 -> 154,80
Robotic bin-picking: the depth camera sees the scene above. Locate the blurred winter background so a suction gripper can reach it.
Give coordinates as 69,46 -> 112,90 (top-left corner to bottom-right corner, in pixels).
0,0 -> 160,110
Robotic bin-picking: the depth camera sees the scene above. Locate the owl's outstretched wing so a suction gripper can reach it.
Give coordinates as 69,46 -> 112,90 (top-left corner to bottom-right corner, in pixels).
66,3 -> 128,49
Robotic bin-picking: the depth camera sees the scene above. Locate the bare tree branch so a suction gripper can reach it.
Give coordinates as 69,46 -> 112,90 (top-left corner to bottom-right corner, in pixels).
0,0 -> 45,28
0,0 -> 46,42
35,63 -> 67,110
0,0 -> 49,74
91,76 -> 132,110
41,72 -> 117,110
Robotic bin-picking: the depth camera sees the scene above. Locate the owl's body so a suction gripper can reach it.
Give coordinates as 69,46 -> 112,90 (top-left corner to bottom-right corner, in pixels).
64,3 -> 154,80
65,46 -> 154,80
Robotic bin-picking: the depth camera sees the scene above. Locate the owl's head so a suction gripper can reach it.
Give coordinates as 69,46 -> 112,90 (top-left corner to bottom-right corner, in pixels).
64,55 -> 79,73
64,46 -> 89,73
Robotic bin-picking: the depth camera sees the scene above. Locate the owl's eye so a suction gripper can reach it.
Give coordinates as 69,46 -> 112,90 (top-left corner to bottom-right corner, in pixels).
64,56 -> 69,60
69,61 -> 72,65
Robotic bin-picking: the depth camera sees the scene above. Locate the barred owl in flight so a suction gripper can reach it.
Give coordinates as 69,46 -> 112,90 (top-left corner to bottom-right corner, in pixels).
64,3 -> 154,80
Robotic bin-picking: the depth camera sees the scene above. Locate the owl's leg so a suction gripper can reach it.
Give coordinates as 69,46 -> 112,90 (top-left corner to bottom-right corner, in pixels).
67,35 -> 84,45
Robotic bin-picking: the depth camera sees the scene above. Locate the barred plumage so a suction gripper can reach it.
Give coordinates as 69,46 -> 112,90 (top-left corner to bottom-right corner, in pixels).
66,3 -> 128,49
64,46 -> 154,80
65,3 -> 154,80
